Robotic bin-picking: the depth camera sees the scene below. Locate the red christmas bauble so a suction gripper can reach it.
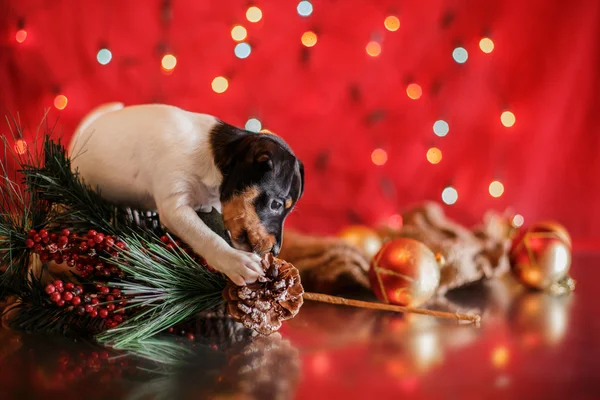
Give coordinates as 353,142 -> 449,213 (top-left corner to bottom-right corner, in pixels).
369,238 -> 440,307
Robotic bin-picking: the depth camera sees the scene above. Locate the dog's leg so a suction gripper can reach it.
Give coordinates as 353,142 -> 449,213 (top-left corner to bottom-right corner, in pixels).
157,193 -> 263,286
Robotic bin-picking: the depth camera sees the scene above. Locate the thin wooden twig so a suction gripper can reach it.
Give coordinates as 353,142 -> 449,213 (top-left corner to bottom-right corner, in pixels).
303,292 -> 481,324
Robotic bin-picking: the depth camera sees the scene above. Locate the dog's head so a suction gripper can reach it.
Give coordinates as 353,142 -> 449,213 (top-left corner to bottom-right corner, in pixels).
212,126 -> 304,256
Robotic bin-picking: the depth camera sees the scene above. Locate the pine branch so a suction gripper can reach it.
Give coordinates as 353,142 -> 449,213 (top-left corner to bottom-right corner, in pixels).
96,234 -> 227,348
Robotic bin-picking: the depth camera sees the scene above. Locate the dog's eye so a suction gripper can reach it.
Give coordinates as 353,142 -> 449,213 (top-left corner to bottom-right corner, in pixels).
270,199 -> 283,211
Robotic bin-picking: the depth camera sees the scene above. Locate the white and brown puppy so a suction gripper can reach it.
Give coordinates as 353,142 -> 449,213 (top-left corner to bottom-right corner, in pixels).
69,103 -> 304,286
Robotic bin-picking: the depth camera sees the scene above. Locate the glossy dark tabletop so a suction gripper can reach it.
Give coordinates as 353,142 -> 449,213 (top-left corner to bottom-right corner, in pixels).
1,252 -> 599,400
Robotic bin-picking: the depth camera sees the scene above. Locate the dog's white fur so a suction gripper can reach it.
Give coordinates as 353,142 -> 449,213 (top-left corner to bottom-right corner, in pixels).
69,103 -> 263,286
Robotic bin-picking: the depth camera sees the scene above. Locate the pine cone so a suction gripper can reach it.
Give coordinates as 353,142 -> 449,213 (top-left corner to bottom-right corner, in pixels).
222,254 -> 304,335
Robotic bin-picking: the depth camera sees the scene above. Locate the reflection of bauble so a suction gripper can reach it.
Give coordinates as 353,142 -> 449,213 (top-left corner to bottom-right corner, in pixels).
338,225 -> 383,259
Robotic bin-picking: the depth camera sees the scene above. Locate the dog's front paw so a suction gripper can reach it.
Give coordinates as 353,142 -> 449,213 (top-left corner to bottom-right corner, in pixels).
207,248 -> 264,286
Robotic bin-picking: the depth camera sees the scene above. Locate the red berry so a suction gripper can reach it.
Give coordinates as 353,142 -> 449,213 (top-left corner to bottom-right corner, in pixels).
42,236 -> 50,244
67,260 -> 76,267
105,237 -> 115,247
39,229 -> 49,238
111,288 -> 121,297
50,233 -> 58,241
160,235 -> 169,243
168,327 -> 174,333
50,292 -> 61,302
100,286 -> 110,295
34,244 -> 44,252
98,309 -> 109,318
25,239 -> 35,248
58,236 -> 69,247
85,304 -> 94,313
113,315 -> 123,323
28,229 -> 37,238
87,230 -> 97,238
54,280 -> 64,288
61,229 -> 70,237
90,310 -> 98,318
106,304 -> 115,312
72,296 -> 81,305
33,234 -> 41,243
166,243 -> 174,249
45,284 -> 56,294
75,305 -> 86,315
56,299 -> 65,307
87,238 -> 96,248
53,253 -> 63,262
62,292 -> 73,301
106,295 -> 114,302
75,263 -> 83,271
79,241 -> 88,251
85,265 -> 94,273
91,298 -> 99,305
71,254 -> 79,261
65,282 -> 75,290
94,233 -> 105,244
187,333 -> 195,341
115,242 -> 126,250
40,252 -> 50,262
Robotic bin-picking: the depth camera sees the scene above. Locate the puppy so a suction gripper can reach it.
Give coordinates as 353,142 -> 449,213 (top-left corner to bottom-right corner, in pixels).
69,103 -> 304,286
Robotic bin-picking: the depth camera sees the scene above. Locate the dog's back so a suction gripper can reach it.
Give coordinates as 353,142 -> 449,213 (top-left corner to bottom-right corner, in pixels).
69,104 -> 222,210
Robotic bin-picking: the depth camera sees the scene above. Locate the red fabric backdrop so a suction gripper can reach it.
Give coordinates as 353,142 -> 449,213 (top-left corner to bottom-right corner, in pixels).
1,0 -> 599,245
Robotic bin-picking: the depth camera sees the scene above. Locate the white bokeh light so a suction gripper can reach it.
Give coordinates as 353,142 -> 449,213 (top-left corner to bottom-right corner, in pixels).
234,42 -> 252,59
433,120 -> 449,137
97,48 -> 112,65
245,118 -> 262,132
442,186 -> 458,205
452,47 -> 468,64
297,1 -> 313,17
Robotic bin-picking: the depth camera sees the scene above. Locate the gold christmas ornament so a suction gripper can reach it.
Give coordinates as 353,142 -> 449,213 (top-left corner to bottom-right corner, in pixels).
369,238 -> 441,307
510,229 -> 572,290
529,221 -> 572,248
338,225 -> 383,259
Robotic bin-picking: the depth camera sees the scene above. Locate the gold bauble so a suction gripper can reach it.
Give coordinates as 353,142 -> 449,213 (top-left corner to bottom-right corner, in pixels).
529,221 -> 572,248
369,238 -> 440,307
510,230 -> 571,290
338,225 -> 382,259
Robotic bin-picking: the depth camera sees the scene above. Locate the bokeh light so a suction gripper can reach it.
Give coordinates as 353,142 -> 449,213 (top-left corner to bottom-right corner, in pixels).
512,214 -> 525,228
161,54 -> 177,71
442,186 -> 458,205
501,111 -> 516,127
301,31 -> 318,47
489,180 -> 505,198
479,37 -> 494,53
211,76 -> 229,93
297,1 -> 313,17
14,139 -> 27,155
491,346 -> 509,368
388,214 -> 403,229
54,95 -> 68,110
406,83 -> 422,100
426,147 -> 443,164
15,29 -> 27,43
245,118 -> 262,132
231,25 -> 247,41
371,148 -> 388,166
246,6 -> 263,23
384,16 -> 400,31
366,41 -> 382,57
433,120 -> 449,137
452,47 -> 468,63
96,48 -> 112,65
234,42 -> 252,59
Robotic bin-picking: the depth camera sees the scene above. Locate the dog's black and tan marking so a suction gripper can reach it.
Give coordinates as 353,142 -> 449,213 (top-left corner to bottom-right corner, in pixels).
210,122 -> 304,256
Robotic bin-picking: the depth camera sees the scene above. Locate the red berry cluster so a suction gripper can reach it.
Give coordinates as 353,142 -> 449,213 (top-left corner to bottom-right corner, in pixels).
25,228 -> 127,278
54,350 -> 129,383
45,280 -> 128,328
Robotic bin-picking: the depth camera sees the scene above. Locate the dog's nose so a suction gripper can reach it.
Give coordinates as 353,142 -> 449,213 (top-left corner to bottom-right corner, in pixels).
271,243 -> 281,256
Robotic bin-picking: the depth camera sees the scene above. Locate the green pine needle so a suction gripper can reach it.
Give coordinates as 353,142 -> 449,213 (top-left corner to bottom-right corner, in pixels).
96,234 -> 227,348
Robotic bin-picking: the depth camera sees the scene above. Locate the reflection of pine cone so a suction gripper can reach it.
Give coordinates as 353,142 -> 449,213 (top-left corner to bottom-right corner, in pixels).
223,336 -> 300,400
223,254 -> 304,335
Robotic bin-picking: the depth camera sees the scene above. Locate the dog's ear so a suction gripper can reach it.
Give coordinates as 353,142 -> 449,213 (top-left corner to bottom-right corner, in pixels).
297,160 -> 305,199
254,151 -> 274,170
